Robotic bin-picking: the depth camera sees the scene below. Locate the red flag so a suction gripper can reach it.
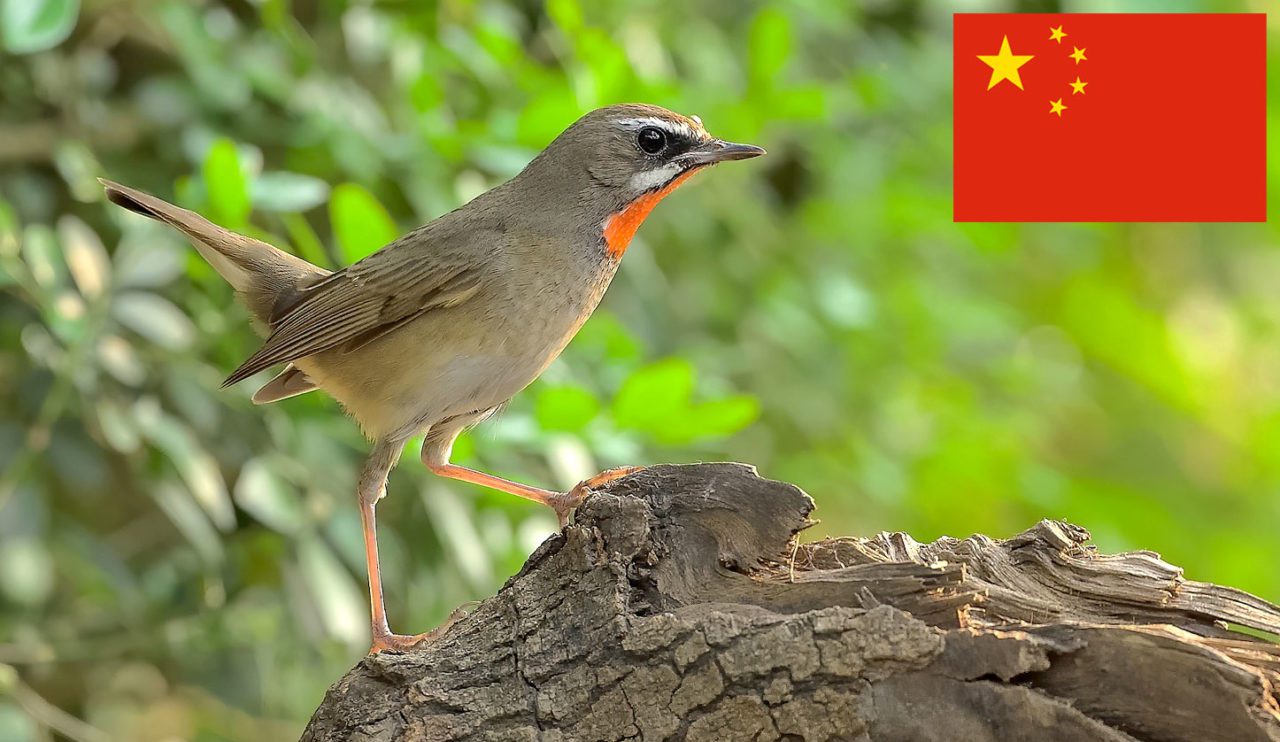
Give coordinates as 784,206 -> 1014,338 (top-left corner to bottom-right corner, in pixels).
953,13 -> 1266,222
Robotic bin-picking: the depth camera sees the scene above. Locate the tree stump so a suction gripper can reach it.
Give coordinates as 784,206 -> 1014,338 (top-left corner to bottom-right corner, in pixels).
302,463 -> 1280,741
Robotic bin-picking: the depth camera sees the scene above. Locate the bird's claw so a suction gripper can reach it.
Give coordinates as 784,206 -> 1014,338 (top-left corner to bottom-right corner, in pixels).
554,466 -> 646,528
369,602 -> 474,654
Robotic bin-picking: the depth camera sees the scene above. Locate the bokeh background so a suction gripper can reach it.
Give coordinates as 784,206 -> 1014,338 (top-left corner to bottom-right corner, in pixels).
2,0 -> 1278,738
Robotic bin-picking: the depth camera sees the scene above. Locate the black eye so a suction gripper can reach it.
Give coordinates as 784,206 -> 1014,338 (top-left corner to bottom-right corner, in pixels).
637,127 -> 667,154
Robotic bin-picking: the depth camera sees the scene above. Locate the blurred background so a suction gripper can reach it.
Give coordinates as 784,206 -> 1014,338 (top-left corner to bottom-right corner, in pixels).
2,0 -> 1278,738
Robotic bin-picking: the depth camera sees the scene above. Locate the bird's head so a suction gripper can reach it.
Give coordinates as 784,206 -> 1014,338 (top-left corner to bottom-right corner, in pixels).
521,103 -> 765,258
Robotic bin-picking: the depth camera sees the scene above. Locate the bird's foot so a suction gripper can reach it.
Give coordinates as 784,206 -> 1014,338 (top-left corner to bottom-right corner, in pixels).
368,602 -> 474,654
370,631 -> 433,653
554,466 -> 647,528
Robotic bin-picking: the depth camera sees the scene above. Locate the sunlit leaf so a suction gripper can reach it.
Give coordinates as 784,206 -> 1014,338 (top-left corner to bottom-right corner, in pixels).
665,395 -> 760,444
57,214 -> 110,299
203,137 -> 251,227
0,537 -> 54,606
114,232 -> 187,288
0,700 -> 35,742
772,84 -> 826,121
516,86 -> 579,148
613,358 -> 695,434
297,534 -> 366,644
535,385 -> 601,432
572,312 -> 643,363
419,484 -> 493,589
137,409 -> 235,532
1058,276 -> 1198,412
96,334 -> 146,386
94,397 -> 140,453
150,481 -> 224,565
111,292 -> 195,350
748,7 -> 791,85
235,458 -> 305,534
0,197 -> 18,257
329,183 -> 397,262
53,139 -> 102,202
547,435 -> 594,490
1,0 -> 78,54
545,0 -> 583,37
21,223 -> 64,289
253,171 -> 331,213
281,212 -> 332,268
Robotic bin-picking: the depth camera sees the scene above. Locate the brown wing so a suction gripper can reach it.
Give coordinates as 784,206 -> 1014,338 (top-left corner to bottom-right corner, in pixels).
222,242 -> 483,387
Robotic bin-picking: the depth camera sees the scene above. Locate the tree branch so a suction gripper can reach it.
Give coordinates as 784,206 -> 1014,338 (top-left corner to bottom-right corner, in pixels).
302,463 -> 1280,741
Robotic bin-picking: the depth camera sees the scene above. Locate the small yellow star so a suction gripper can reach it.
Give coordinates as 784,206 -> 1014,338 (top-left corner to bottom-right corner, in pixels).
1049,25 -> 1067,44
1049,98 -> 1067,116
1070,77 -> 1087,95
1069,46 -> 1087,64
977,35 -> 1035,91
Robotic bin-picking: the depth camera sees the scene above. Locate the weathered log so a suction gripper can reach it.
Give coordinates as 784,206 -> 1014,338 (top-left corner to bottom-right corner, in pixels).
302,463 -> 1280,741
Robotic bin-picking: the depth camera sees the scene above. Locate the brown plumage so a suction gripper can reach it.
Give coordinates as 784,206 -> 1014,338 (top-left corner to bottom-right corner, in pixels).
101,103 -> 764,652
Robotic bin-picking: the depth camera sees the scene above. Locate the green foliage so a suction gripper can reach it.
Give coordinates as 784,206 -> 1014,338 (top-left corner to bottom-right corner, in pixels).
202,138 -> 252,229
253,172 -> 330,214
613,358 -> 758,444
1,0 -> 78,54
1,0 -> 1278,739
535,385 -> 601,432
329,183 -> 399,262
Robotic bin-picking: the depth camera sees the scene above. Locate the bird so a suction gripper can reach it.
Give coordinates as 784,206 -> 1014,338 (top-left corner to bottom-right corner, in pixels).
100,103 -> 765,652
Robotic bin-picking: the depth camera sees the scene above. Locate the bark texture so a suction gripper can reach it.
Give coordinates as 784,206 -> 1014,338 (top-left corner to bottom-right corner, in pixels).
303,463 -> 1280,742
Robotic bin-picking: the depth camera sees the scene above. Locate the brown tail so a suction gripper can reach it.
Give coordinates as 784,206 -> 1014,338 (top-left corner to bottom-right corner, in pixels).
100,178 -> 328,323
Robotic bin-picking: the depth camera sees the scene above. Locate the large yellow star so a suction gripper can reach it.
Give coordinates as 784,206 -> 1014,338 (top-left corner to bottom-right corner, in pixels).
1070,46 -> 1087,64
1070,77 -> 1087,95
1049,98 -> 1067,116
1049,25 -> 1067,44
977,36 -> 1034,91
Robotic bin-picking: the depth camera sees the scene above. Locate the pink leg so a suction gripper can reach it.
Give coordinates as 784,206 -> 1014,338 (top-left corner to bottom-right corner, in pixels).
359,441 -> 465,653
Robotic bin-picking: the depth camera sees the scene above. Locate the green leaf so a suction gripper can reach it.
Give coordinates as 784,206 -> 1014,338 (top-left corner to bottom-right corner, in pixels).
1058,276 -> 1197,412
748,7 -> 792,85
138,411 -> 235,532
234,458 -> 304,534
612,358 -> 695,434
150,482 -> 224,565
281,212 -> 331,269
113,233 -> 186,288
95,334 -> 146,387
329,183 -> 397,263
0,537 -> 54,606
0,700 -> 35,742
57,215 -> 110,299
297,535 -> 365,644
535,385 -> 601,433
253,171 -> 330,213
0,197 -> 18,257
20,223 -> 65,290
94,396 -> 140,452
1,0 -> 78,54
111,292 -> 195,350
516,86 -> 580,148
573,312 -> 643,363
667,395 -> 760,444
202,138 -> 251,227
545,0 -> 583,36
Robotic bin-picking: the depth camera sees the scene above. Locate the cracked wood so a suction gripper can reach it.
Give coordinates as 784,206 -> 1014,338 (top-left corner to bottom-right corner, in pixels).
302,463 -> 1280,741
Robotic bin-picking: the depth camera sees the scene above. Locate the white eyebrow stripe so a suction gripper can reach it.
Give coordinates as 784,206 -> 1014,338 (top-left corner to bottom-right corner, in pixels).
616,116 -> 701,141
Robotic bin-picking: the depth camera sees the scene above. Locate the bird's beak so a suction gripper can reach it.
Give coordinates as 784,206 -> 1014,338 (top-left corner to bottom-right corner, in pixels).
678,139 -> 767,166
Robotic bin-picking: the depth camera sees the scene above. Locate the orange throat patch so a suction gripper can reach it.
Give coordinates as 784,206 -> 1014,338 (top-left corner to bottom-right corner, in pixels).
602,169 -> 699,259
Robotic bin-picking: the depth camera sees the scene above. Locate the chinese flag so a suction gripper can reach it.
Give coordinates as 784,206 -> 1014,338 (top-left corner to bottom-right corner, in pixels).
954,14 -> 1266,222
